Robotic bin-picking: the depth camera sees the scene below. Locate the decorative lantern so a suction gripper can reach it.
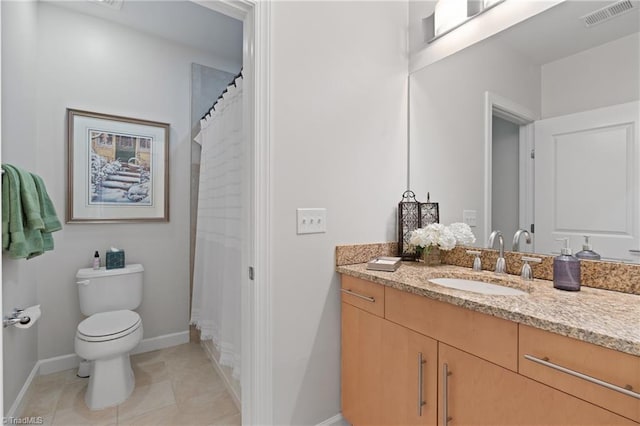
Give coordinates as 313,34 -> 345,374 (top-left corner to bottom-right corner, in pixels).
398,190 -> 422,260
420,192 -> 440,228
398,191 -> 441,260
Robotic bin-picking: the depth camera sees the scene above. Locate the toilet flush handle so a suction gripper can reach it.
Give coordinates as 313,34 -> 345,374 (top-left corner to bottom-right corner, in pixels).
76,280 -> 90,286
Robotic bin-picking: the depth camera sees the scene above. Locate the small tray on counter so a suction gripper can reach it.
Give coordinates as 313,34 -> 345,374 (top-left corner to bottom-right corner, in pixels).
366,256 -> 402,272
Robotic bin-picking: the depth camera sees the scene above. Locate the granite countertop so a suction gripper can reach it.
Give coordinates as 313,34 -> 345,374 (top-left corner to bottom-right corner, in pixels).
337,262 -> 640,356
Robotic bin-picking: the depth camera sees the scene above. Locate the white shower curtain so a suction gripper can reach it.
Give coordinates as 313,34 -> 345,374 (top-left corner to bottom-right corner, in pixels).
191,76 -> 244,380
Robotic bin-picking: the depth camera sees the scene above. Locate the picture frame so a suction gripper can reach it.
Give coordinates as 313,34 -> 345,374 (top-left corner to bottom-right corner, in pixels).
67,109 -> 170,223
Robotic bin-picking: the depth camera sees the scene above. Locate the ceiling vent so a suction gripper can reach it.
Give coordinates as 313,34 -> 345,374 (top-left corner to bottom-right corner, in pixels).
581,0 -> 635,27
89,0 -> 124,10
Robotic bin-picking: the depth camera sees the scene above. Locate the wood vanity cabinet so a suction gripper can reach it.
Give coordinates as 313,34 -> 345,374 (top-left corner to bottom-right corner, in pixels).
341,276 -> 438,426
341,275 -> 639,425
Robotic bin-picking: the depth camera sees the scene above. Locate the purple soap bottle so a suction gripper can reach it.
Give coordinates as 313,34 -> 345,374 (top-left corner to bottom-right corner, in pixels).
553,238 -> 581,291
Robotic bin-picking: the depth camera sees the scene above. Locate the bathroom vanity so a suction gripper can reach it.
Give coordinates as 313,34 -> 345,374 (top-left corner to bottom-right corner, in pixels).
338,262 -> 640,425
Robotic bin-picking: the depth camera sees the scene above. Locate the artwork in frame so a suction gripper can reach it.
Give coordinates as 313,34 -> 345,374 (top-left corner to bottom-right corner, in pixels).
67,109 -> 170,223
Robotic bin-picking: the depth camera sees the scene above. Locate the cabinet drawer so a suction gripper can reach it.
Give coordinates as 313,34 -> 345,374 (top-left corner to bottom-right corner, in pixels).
386,287 -> 518,371
519,324 -> 640,423
439,343 -> 636,426
341,275 -> 385,317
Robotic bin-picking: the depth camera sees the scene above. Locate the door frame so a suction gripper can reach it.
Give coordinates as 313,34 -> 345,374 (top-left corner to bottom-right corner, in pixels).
484,91 -> 536,248
0,2 -> 4,418
192,1 -> 272,424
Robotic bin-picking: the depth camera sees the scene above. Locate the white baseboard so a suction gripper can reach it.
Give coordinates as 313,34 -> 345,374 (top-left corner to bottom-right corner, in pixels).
37,331 -> 189,376
12,331 -> 191,416
200,340 -> 242,411
6,362 -> 40,418
38,353 -> 82,376
131,330 -> 189,355
316,413 -> 347,426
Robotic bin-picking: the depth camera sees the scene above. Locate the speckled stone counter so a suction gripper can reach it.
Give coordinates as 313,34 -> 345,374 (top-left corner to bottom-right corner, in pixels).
335,243 -> 640,295
337,262 -> 640,356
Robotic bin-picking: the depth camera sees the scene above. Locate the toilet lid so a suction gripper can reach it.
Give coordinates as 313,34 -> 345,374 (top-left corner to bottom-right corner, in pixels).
77,310 -> 141,339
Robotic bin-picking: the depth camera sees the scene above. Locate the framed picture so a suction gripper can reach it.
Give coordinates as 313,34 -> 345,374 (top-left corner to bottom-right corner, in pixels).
67,109 -> 170,223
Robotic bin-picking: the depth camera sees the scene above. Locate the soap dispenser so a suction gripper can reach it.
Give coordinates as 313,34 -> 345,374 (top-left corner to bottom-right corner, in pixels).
553,238 -> 581,291
575,236 -> 601,260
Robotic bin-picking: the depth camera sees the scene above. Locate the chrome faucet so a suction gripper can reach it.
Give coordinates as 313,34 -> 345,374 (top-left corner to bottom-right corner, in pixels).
466,250 -> 482,271
520,256 -> 542,281
488,230 -> 506,274
512,229 -> 532,252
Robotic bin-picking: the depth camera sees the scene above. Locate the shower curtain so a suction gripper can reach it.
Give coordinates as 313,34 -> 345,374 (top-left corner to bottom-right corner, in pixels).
191,75 -> 244,380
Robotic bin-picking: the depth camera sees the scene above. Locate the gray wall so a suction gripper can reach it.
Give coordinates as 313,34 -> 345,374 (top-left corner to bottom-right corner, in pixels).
541,32 -> 640,118
270,2 -> 408,423
1,0 -> 39,413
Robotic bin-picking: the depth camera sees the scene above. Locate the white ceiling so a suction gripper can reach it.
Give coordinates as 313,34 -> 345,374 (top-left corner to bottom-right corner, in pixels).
47,0 -> 243,67
493,0 -> 640,65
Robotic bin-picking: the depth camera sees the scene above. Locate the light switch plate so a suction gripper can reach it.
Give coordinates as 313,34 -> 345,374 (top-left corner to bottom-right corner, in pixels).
463,210 -> 477,227
297,208 -> 327,234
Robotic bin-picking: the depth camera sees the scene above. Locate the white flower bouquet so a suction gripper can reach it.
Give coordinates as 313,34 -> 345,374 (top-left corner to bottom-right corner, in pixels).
409,222 -> 476,258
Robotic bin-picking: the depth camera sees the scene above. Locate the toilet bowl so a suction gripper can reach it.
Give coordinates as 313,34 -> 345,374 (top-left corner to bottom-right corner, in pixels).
75,310 -> 143,410
74,264 -> 144,410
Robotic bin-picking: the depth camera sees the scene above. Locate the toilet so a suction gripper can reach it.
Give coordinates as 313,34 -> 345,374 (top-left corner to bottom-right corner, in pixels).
74,264 -> 144,410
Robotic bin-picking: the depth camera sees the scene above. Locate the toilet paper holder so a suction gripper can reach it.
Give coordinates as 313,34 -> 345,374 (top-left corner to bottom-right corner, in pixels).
3,308 -> 32,328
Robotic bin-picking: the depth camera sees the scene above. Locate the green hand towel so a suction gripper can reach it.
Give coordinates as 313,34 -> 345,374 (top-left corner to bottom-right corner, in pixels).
2,167 -> 10,249
16,167 -> 44,231
2,165 -> 28,256
31,173 -> 62,232
30,173 -> 61,253
1,164 -> 51,259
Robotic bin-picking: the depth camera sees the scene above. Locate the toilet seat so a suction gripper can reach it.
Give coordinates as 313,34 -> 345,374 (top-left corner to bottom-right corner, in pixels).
77,310 -> 141,342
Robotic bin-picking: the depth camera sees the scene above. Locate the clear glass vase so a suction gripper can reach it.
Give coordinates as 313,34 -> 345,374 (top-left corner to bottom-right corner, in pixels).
421,246 -> 441,266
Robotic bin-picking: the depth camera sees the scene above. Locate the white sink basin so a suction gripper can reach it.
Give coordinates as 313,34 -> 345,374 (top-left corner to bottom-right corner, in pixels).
429,278 -> 527,296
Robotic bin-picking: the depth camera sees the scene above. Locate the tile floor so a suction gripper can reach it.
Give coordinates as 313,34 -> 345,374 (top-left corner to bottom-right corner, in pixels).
20,342 -> 241,426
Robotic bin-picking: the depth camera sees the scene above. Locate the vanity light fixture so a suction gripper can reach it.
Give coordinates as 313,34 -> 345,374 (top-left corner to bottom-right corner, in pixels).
424,0 -> 506,43
434,0 -> 469,37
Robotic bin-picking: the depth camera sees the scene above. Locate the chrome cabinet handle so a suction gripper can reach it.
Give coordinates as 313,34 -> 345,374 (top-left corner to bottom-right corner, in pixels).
524,354 -> 639,399
417,352 -> 426,416
442,363 -> 452,425
629,249 -> 640,254
76,280 -> 90,286
340,288 -> 375,303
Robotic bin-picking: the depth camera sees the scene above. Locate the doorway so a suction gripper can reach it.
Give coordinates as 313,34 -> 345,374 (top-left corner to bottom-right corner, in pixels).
492,116 -> 520,242
0,1 -> 271,422
484,92 -> 536,252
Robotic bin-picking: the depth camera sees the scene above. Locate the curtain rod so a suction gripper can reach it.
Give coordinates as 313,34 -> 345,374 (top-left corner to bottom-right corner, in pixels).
201,68 -> 243,121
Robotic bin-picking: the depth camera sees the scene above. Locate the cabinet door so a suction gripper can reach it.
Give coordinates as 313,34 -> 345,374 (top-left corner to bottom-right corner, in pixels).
381,319 -> 438,426
342,302 -> 384,425
438,343 -> 636,426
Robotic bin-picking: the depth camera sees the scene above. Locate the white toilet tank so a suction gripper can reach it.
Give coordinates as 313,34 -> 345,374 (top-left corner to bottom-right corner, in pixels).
76,264 -> 144,316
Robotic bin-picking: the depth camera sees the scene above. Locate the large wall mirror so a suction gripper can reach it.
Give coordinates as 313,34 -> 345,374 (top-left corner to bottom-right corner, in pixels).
409,0 -> 640,263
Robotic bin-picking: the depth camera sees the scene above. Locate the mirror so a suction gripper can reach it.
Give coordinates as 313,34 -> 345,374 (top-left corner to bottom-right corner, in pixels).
409,0 -> 640,263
